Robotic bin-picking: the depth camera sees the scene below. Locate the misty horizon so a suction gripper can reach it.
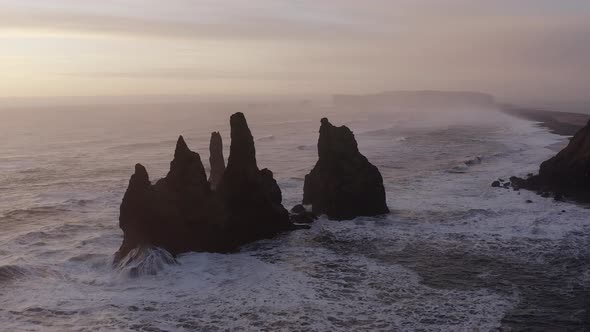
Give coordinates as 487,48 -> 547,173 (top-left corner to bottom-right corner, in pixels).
1,0 -> 589,102
2,2 -> 590,331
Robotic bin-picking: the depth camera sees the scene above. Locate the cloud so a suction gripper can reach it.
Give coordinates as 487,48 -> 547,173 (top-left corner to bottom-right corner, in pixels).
0,6 -> 374,42
1,0 -> 589,100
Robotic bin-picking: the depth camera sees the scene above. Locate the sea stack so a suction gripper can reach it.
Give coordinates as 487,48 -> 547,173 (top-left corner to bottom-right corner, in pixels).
115,113 -> 295,264
217,113 -> 292,244
510,120 -> 590,201
303,118 -> 389,220
208,131 -> 225,190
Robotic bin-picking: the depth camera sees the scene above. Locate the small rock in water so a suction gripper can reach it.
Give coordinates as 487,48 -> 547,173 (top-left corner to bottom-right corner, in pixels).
491,181 -> 501,188
525,200 -> 533,203
289,204 -> 317,224
291,204 -> 306,214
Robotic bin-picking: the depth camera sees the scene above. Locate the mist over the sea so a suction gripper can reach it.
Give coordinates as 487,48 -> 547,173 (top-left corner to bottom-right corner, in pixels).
1,100 -> 588,330
1,1 -> 590,330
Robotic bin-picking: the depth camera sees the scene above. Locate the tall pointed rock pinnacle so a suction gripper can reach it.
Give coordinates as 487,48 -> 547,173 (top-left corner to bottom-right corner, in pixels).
208,132 -> 225,190
226,112 -> 257,172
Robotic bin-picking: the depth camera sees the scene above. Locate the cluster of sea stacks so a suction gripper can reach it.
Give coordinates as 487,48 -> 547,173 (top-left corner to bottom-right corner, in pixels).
114,113 -> 389,263
497,120 -> 590,202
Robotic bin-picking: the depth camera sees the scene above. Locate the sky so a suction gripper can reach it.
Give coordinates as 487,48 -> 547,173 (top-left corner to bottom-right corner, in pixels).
1,0 -> 589,102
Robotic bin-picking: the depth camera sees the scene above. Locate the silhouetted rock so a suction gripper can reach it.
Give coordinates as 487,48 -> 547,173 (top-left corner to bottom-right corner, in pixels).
217,113 -> 293,245
289,204 -> 317,224
208,131 -> 225,190
491,181 -> 501,188
303,118 -> 389,220
115,113 -> 296,264
291,204 -> 306,214
115,136 -> 224,264
511,120 -> 590,202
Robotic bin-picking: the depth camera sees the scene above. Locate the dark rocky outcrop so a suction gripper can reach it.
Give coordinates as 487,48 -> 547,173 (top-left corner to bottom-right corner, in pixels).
510,120 -> 590,202
302,118 -> 389,220
289,204 -> 317,224
115,113 -> 296,263
216,113 -> 293,245
208,131 -> 225,190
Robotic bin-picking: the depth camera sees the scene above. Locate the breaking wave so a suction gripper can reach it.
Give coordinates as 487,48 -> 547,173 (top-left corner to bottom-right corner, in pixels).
114,247 -> 178,277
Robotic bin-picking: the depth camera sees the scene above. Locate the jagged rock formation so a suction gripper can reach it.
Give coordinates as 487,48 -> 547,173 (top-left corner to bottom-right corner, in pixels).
510,120 -> 590,202
208,131 -> 225,190
216,113 -> 293,245
303,118 -> 389,220
115,113 -> 295,263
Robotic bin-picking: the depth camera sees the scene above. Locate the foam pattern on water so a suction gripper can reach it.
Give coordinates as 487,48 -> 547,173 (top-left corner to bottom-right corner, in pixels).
0,105 -> 588,331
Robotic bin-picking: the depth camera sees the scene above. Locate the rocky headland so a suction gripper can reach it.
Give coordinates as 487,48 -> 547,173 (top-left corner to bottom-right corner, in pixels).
509,120 -> 590,202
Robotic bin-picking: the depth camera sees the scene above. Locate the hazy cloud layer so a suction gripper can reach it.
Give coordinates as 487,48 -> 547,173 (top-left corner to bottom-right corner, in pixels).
1,0 -> 589,101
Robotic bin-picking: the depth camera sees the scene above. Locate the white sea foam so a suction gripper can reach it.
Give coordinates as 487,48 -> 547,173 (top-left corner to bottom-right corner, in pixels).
0,104 -> 588,331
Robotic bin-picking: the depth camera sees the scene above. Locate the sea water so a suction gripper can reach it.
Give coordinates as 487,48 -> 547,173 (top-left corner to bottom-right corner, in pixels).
0,103 -> 588,331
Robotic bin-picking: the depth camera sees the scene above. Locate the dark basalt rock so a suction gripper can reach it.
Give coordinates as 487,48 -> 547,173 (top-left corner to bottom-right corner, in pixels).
115,113 -> 295,264
291,204 -> 306,214
208,131 -> 225,190
511,120 -> 590,202
302,118 -> 389,220
217,113 -> 293,245
289,204 -> 317,224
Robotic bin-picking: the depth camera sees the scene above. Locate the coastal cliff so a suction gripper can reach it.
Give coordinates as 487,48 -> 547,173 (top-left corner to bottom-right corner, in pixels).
510,120 -> 590,202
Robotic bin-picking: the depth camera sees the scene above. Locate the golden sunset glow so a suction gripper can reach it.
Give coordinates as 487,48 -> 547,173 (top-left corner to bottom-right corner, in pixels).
1,0 -> 589,101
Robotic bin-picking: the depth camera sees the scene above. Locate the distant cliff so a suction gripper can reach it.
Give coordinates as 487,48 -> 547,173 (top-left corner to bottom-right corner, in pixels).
333,91 -> 496,110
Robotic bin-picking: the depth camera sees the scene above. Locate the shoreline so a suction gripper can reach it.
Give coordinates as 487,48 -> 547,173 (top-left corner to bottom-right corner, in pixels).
501,106 -> 590,136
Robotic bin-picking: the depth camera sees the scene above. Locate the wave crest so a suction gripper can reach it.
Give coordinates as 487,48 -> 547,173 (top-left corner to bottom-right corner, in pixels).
114,247 -> 177,277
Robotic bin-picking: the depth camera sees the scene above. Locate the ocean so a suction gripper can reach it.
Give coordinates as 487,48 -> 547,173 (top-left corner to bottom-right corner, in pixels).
0,102 -> 588,331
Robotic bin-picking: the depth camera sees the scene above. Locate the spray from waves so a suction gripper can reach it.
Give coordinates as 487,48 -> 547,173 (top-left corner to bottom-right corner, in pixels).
448,156 -> 483,174
114,246 -> 177,277
394,136 -> 407,142
464,156 -> 482,166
